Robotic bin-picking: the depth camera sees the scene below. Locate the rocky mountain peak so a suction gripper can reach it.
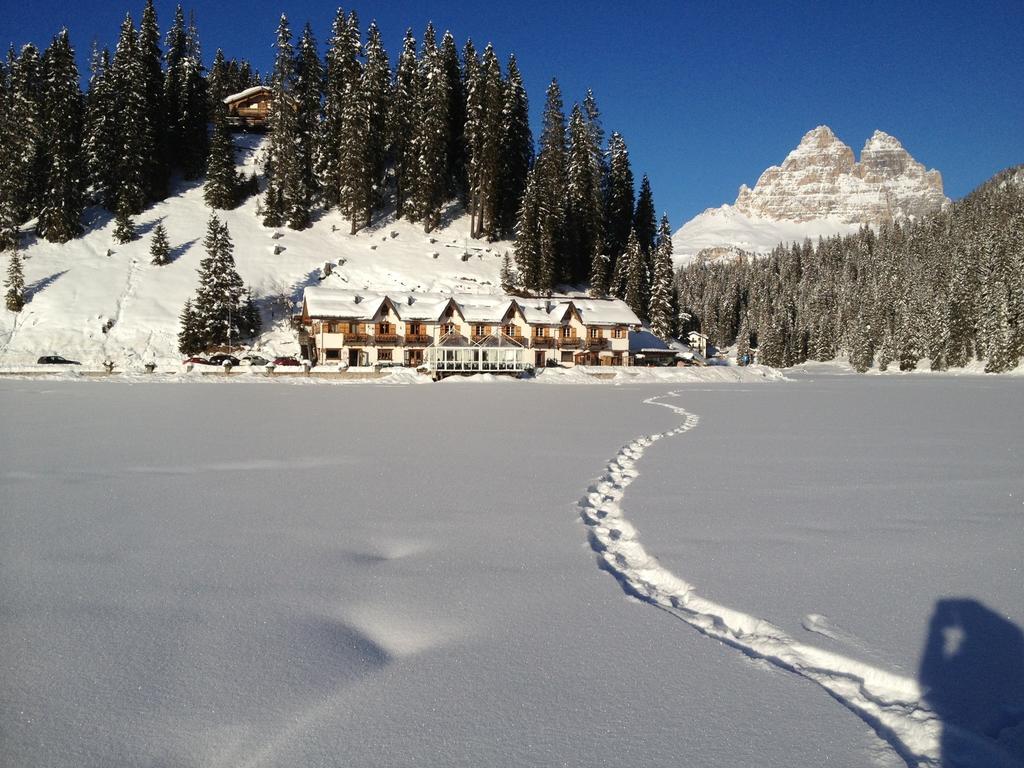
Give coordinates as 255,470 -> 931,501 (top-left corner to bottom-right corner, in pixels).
733,126 -> 947,224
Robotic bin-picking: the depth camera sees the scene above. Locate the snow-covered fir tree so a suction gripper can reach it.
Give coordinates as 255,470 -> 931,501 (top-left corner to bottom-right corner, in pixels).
109,13 -> 151,213
566,102 -> 604,287
262,15 -> 298,228
621,229 -> 646,319
84,45 -> 117,208
36,30 -> 85,243
149,222 -> 170,265
188,214 -> 260,349
113,194 -> 136,243
440,31 -> 466,200
176,15 -> 208,180
604,132 -> 634,294
286,23 -> 322,230
317,9 -> 361,211
390,29 -> 421,220
204,104 -> 241,209
412,24 -> 450,233
497,54 -> 532,239
138,0 -> 168,199
5,248 -> 25,312
4,44 -> 44,224
177,298 -> 201,354
648,215 -> 676,339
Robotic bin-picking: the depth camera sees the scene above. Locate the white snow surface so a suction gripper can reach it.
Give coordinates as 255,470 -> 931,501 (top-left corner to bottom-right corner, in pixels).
0,134 -> 513,369
671,203 -> 863,264
2,373 -> 1023,767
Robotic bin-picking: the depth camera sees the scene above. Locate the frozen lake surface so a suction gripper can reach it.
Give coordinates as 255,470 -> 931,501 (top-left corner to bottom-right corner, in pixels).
2,374 -> 1022,767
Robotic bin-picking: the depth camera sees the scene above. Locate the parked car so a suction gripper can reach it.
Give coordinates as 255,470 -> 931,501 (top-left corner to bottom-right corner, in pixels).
208,354 -> 240,366
272,356 -> 301,367
37,355 -> 81,365
242,354 -> 269,366
182,356 -> 210,365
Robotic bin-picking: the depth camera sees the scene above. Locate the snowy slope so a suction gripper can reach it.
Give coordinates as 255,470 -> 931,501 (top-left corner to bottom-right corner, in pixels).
0,135 -> 511,368
670,204 -> 862,262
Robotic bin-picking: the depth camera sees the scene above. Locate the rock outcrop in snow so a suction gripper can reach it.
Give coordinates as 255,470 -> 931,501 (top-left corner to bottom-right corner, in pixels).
674,126 -> 949,262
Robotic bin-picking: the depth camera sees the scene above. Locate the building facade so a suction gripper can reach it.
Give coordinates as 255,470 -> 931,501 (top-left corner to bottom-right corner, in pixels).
299,288 -> 640,372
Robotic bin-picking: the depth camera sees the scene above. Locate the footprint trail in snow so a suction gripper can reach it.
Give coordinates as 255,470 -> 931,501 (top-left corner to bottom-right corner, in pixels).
577,391 -> 1022,768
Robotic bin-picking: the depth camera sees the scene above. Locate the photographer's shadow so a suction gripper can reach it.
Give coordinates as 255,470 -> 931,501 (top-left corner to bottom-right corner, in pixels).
919,598 -> 1024,767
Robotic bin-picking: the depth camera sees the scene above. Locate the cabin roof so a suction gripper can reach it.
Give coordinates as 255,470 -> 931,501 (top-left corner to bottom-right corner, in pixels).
302,286 -> 641,326
223,85 -> 272,105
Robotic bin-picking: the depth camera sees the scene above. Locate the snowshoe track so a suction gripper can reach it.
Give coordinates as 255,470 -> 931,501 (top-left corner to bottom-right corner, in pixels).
577,391 -> 1023,768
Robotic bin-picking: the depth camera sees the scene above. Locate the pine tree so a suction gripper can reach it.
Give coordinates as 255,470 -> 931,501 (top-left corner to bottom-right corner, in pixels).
191,214 -> 260,348
604,132 -> 634,290
149,222 -> 170,265
528,78 -> 568,289
204,104 -> 241,209
36,30 -> 85,243
318,9 -> 361,210
177,298 -> 201,354
566,102 -> 604,286
263,15 -> 297,228
84,45 -> 117,207
390,29 -> 420,219
497,54 -> 532,238
648,215 -> 676,337
176,15 -> 208,180
633,174 -> 657,255
513,169 -> 542,291
113,194 -> 136,243
206,48 -> 229,109
622,229 -> 645,319
413,23 -> 450,233
139,0 -> 168,198
163,5 -> 187,166
499,252 -> 515,292
5,248 -> 25,312
5,44 -> 44,223
342,21 -> 389,232
283,22 -> 322,230
110,14 -> 151,213
439,31 -> 466,199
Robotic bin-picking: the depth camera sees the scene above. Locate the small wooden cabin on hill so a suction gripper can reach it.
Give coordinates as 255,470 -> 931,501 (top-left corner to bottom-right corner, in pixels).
223,86 -> 272,129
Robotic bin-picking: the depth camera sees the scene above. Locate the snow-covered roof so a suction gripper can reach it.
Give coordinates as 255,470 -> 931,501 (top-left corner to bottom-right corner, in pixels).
303,287 -> 641,327
222,85 -> 272,105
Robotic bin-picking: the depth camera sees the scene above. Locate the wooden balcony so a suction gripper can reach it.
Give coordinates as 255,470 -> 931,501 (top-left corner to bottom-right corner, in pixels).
342,333 -> 370,344
558,337 -> 582,349
586,338 -> 609,351
507,336 -> 528,346
375,334 -> 403,345
405,334 -> 432,345
531,336 -> 556,348
471,334 -> 490,344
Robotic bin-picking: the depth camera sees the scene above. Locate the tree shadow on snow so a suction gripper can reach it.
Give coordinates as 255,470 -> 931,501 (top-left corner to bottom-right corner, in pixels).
166,238 -> 199,265
135,216 -> 165,237
919,598 -> 1024,767
24,270 -> 68,302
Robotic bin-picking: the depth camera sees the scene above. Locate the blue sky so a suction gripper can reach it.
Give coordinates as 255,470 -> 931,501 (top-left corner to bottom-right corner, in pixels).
4,0 -> 1022,225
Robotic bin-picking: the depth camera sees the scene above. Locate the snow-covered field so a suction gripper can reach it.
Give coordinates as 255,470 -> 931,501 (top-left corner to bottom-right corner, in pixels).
2,373 -> 1022,767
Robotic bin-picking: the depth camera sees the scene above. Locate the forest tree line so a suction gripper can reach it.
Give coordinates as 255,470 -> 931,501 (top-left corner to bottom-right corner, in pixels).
676,166 -> 1024,372
0,2 -> 680,331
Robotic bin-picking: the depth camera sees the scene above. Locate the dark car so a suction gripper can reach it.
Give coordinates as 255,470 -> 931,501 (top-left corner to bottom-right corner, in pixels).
37,355 -> 81,365
208,354 -> 240,366
272,356 -> 301,366
182,356 -> 210,365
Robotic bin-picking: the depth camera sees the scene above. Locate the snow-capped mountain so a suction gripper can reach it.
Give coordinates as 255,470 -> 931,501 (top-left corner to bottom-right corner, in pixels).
673,126 -> 949,262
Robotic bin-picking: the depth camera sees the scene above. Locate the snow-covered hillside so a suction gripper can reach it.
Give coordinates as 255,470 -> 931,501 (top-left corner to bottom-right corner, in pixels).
670,204 -> 862,262
0,135 -> 511,368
